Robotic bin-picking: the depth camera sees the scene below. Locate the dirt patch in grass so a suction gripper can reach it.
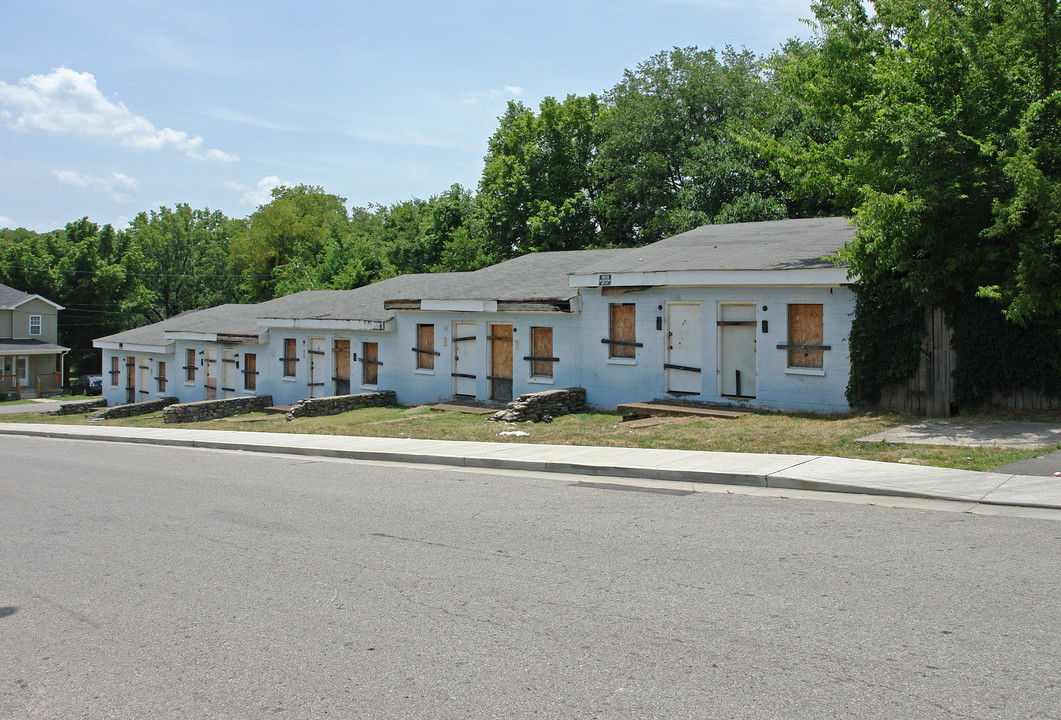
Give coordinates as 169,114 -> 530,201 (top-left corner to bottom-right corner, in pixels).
2,404 -> 1054,472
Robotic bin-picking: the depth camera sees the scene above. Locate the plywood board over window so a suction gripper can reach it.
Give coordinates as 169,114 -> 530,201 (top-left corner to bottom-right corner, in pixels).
416,324 -> 435,370
788,304 -> 824,368
530,327 -> 554,378
283,338 -> 297,377
609,303 -> 637,358
362,342 -> 379,385
244,353 -> 257,391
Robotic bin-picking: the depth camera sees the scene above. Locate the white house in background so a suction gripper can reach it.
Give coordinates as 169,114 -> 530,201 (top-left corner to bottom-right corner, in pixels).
93,217 -> 857,413
0,283 -> 68,398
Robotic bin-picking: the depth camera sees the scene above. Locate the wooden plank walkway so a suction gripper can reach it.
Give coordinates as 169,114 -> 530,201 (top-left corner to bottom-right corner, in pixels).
430,403 -> 500,415
616,402 -> 750,420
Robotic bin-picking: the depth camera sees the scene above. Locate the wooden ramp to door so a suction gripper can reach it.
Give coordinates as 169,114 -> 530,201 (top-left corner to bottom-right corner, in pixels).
616,401 -> 751,420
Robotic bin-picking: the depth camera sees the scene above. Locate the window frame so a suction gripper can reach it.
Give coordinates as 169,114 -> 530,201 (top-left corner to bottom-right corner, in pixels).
243,352 -> 258,391
184,348 -> 197,384
282,338 -> 298,378
28,315 -> 41,336
415,324 -> 435,371
527,326 -> 555,380
606,302 -> 639,362
783,303 -> 827,374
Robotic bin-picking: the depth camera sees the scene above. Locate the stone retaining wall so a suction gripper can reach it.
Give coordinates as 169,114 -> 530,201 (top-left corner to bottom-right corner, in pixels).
90,397 -> 177,420
163,394 -> 273,424
55,398 -> 108,415
490,387 -> 586,423
286,391 -> 397,419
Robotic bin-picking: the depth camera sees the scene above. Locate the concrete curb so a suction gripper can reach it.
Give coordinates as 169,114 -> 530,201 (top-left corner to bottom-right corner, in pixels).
1,423 -> 1059,510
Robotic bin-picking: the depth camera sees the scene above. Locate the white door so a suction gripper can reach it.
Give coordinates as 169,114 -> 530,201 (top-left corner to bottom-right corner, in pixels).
308,337 -> 325,397
221,349 -> 237,398
204,348 -> 217,400
718,303 -> 756,398
452,322 -> 477,397
138,357 -> 151,400
665,303 -> 702,394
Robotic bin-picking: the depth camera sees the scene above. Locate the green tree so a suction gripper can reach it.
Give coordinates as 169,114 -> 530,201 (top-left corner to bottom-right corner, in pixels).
476,94 -> 601,259
123,203 -> 237,322
594,47 -> 784,246
792,0 -> 1061,328
230,184 -> 350,300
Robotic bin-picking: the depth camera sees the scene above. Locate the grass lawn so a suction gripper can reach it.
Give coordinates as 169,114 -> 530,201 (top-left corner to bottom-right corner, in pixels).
2,402 -> 1056,473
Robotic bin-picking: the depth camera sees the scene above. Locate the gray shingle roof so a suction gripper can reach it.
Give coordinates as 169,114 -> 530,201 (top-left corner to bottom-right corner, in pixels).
570,217 -> 854,275
94,218 -> 854,347
0,283 -> 35,309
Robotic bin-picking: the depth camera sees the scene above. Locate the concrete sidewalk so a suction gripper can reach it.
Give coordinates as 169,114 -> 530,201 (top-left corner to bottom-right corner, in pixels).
2,422 -> 1060,510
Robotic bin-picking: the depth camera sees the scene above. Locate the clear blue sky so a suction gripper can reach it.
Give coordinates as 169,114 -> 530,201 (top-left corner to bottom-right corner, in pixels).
0,0 -> 816,232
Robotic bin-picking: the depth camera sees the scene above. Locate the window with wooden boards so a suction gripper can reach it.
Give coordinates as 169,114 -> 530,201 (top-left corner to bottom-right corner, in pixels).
787,304 -> 825,369
156,361 -> 167,393
362,342 -> 380,385
184,348 -> 196,383
607,303 -> 638,359
415,324 -> 436,370
110,355 -> 120,386
282,338 -> 298,377
528,327 -> 555,378
243,353 -> 257,391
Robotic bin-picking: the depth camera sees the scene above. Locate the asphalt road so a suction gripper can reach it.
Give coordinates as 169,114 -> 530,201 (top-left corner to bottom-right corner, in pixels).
2,437 -> 1059,719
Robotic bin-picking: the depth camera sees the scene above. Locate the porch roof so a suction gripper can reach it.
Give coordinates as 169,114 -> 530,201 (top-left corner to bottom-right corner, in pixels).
0,338 -> 69,354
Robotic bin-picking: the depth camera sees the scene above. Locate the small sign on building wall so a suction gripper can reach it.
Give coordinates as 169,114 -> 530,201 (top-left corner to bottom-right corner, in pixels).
599,274 -> 612,286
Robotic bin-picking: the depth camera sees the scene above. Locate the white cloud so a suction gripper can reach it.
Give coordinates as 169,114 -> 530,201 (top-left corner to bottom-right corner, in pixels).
0,215 -> 14,228
53,169 -> 141,202
462,85 -> 523,105
0,68 -> 236,161
225,175 -> 280,207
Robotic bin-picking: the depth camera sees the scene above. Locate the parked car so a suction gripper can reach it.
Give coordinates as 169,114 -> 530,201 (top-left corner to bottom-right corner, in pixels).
70,375 -> 103,396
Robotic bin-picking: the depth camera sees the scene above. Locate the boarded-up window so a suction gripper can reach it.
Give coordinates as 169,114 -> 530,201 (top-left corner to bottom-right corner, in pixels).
283,338 -> 297,377
244,353 -> 257,391
111,355 -> 120,386
362,342 -> 379,385
184,349 -> 196,383
609,303 -> 636,359
788,304 -> 824,369
416,324 -> 435,370
530,327 -> 554,378
157,361 -> 167,393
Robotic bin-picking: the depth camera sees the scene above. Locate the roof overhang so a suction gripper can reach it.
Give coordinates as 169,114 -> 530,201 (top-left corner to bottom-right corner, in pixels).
257,317 -> 394,332
385,298 -> 577,313
569,267 -> 854,288
8,295 -> 64,311
93,340 -> 174,354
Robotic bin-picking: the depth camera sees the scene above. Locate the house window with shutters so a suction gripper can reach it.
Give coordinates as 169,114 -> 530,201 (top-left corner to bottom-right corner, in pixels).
415,324 -> 435,371
527,327 -> 555,379
783,304 -> 829,373
282,338 -> 298,378
184,348 -> 196,383
605,303 -> 639,360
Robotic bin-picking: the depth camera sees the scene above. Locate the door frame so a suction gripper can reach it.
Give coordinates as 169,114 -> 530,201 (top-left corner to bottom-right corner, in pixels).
664,302 -> 702,395
308,337 -> 326,398
452,321 -> 477,398
488,323 -> 513,403
717,302 -> 757,399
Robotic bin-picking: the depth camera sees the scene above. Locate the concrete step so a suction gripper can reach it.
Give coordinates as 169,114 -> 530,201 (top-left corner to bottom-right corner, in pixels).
263,405 -> 293,414
430,403 -> 500,415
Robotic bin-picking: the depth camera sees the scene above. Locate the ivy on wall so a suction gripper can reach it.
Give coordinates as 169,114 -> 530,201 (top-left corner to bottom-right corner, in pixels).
846,277 -> 923,407
848,278 -> 1061,409
949,298 -> 1061,407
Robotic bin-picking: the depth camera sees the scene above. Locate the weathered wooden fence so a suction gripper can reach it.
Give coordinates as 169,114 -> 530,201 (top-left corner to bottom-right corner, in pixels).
879,308 -> 1061,416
